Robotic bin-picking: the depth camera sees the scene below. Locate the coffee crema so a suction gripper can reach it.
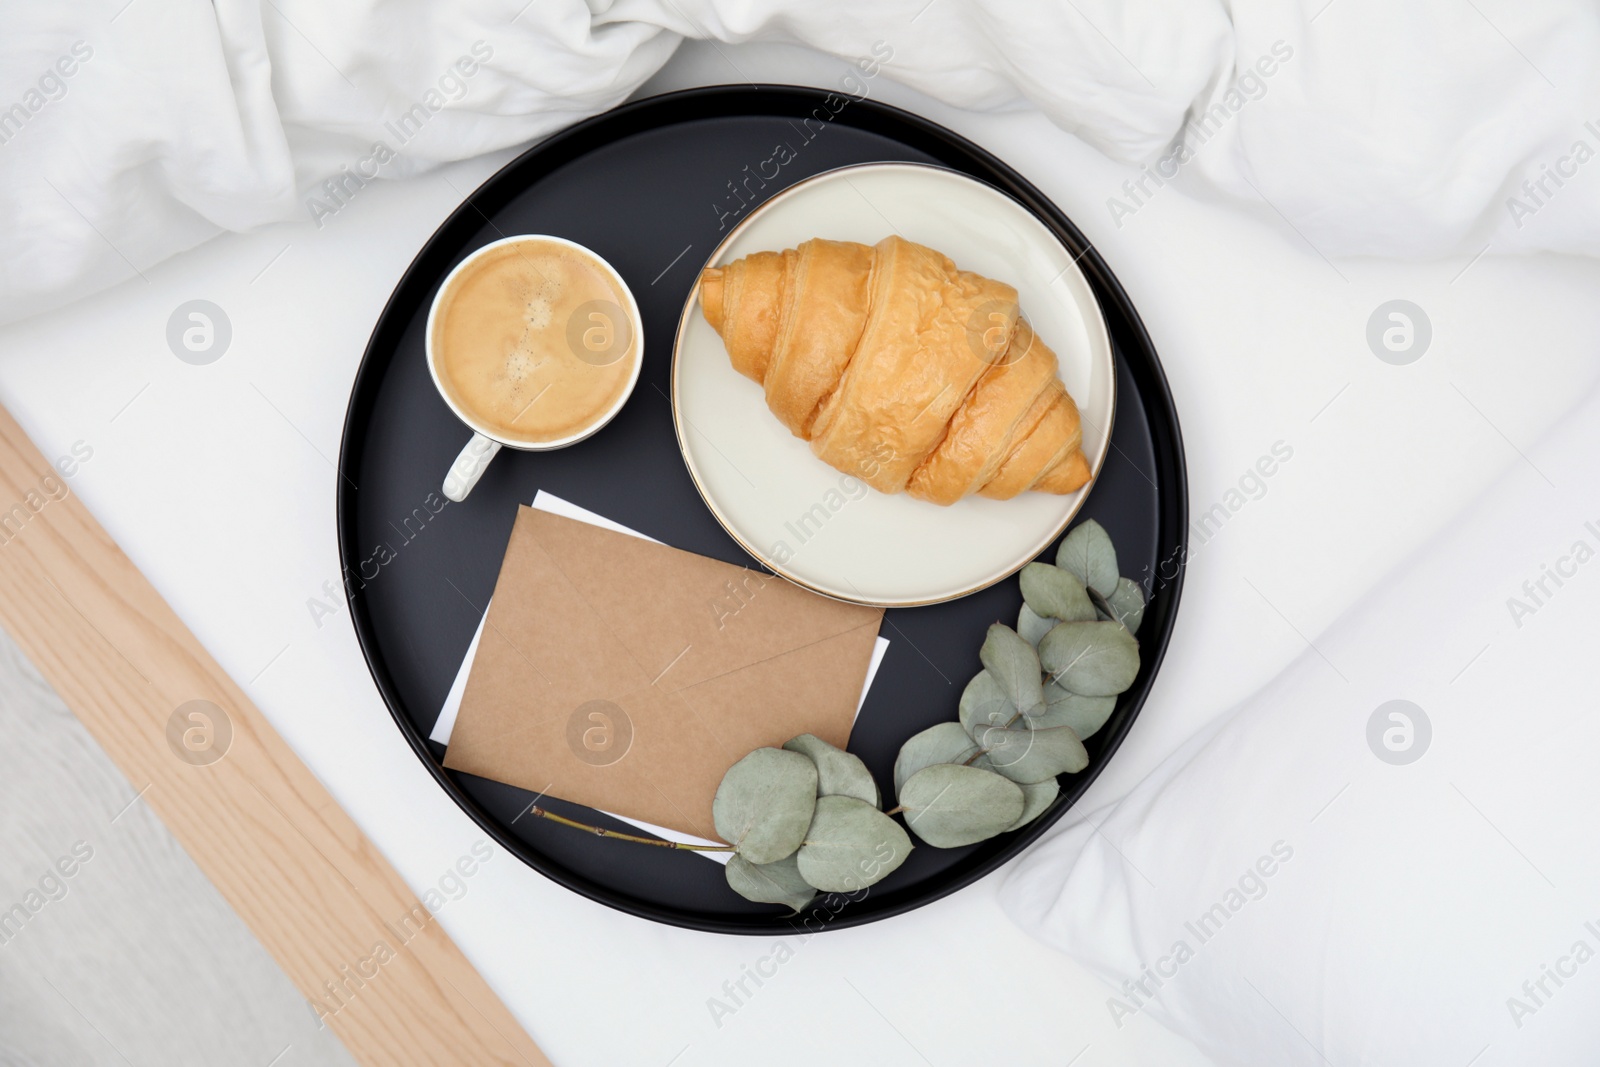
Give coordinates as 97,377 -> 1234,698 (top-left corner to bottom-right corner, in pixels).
432,239 -> 638,445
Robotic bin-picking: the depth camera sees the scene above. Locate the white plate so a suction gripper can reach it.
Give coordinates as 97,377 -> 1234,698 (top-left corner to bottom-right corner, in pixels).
670,163 -> 1115,607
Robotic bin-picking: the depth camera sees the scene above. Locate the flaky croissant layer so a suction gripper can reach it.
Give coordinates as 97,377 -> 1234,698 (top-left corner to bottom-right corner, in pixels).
700,235 -> 1091,506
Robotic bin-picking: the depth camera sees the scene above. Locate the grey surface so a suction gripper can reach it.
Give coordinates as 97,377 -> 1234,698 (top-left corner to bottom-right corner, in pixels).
0,628 -> 356,1067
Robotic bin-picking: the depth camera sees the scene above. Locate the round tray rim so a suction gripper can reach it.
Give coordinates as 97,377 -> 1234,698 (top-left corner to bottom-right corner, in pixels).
335,83 -> 1188,935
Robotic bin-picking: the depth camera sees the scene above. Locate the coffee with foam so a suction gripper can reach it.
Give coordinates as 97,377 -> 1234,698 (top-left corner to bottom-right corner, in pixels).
431,239 -> 638,445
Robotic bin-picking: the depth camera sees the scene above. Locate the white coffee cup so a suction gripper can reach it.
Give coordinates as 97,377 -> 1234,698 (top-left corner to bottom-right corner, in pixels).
426,234 -> 643,502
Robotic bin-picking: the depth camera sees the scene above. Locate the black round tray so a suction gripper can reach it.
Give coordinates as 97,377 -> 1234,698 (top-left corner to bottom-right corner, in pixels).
338,85 -> 1186,935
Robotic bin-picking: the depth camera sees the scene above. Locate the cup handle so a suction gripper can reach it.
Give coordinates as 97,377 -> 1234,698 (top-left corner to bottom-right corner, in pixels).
443,432 -> 502,502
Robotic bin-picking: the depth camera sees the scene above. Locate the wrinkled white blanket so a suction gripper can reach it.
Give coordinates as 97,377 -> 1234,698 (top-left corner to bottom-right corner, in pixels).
1000,371 -> 1600,1066
4,12 -> 1599,1063
2,0 -> 1598,324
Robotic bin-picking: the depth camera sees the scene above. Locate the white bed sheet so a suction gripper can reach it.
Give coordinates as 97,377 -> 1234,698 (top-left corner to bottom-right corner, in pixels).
1,36 -> 1599,1067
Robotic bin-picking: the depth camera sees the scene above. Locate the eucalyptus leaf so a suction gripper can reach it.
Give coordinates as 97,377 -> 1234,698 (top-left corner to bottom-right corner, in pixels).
1006,778 -> 1061,832
970,720 -> 1089,783
725,853 -> 817,913
1041,680 -> 1117,740
712,748 -> 818,864
1019,562 -> 1097,624
1038,621 -> 1141,697
783,733 -> 880,806
979,623 -> 1044,717
796,796 -> 912,892
1017,602 -> 1055,647
958,671 -> 1018,737
894,722 -> 988,793
1107,577 -> 1146,635
1056,520 -> 1118,598
898,764 -> 1025,848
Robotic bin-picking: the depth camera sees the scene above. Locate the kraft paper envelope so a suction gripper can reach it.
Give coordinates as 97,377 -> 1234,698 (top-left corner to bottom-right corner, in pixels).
443,506 -> 884,840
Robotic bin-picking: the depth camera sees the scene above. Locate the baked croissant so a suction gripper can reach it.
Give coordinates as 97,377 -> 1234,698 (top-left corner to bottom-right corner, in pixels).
699,235 -> 1092,505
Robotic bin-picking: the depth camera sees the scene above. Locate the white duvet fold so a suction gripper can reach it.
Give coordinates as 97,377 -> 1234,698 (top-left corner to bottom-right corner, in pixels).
4,0 -> 1599,324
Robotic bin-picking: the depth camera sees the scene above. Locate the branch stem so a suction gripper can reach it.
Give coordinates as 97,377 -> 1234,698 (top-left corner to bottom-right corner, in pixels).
526,805 -> 736,852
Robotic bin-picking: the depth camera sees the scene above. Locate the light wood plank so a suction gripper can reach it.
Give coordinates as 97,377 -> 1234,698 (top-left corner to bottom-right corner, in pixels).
0,404 -> 551,1067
